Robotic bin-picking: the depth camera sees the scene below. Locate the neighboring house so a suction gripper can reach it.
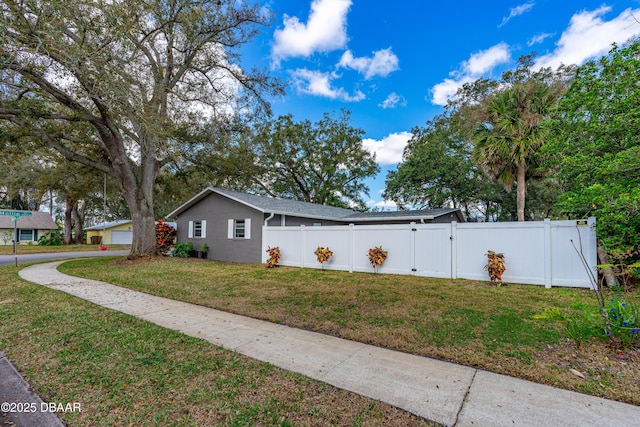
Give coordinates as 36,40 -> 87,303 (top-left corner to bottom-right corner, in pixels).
86,220 -> 133,245
86,220 -> 177,245
0,211 -> 57,245
168,187 -> 465,264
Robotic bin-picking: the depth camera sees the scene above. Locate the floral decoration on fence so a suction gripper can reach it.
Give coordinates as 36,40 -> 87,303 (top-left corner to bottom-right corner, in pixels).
314,246 -> 333,269
265,246 -> 281,268
367,246 -> 388,272
485,250 -> 506,284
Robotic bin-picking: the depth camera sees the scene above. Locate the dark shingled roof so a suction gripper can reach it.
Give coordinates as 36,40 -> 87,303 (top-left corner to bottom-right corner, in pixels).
169,187 -> 464,223
0,211 -> 57,230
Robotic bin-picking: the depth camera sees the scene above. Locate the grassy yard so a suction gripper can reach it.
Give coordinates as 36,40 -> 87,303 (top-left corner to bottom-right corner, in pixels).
58,257 -> 640,407
0,264 -> 432,426
0,244 -> 131,255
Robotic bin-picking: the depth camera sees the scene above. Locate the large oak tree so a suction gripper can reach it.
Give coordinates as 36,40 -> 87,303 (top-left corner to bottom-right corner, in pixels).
0,0 -> 282,256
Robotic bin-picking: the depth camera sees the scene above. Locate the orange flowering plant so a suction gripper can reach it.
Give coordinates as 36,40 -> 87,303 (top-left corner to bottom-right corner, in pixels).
265,246 -> 281,268
367,246 -> 388,272
314,246 -> 333,269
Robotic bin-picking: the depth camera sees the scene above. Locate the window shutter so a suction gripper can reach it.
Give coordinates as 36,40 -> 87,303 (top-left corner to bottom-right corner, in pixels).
244,218 -> 251,239
201,220 -> 207,238
228,219 -> 234,239
188,221 -> 194,238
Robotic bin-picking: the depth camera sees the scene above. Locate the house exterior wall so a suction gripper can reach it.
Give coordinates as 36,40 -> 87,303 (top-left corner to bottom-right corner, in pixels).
0,228 -> 51,244
87,222 -> 133,245
175,193 -> 264,263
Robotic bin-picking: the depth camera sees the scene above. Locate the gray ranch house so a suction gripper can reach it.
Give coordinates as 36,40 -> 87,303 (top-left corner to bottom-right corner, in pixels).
167,187 -> 465,264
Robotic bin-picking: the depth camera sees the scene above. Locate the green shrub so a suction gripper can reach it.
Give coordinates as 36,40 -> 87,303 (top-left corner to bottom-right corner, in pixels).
38,230 -> 63,246
172,242 -> 193,258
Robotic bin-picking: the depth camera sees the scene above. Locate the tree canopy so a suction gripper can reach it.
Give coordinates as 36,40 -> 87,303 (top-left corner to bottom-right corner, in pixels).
181,110 -> 379,209
547,41 -> 640,249
383,113 -> 483,214
0,0 -> 282,256
467,57 -> 572,221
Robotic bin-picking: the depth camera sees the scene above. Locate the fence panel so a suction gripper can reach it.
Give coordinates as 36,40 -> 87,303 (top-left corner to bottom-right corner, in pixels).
303,226 -> 351,271
455,222 -> 546,285
262,227 -> 303,266
352,224 -> 414,274
550,219 -> 597,288
414,224 -> 452,278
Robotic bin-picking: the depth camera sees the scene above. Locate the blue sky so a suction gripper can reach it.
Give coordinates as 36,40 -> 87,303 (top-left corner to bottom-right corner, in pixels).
243,1 -> 640,209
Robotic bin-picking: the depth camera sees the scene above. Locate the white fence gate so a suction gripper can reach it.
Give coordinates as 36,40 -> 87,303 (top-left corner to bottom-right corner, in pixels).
262,218 -> 597,288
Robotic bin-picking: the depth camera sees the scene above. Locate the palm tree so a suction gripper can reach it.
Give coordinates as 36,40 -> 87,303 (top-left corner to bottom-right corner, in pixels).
472,79 -> 559,221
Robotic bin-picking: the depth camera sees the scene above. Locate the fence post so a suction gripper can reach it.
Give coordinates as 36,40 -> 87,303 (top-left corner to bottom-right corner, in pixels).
300,225 -> 306,268
544,218 -> 552,288
349,223 -> 354,273
450,221 -> 457,279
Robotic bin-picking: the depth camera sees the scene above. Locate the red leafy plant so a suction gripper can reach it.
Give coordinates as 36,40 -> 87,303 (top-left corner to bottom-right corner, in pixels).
484,250 -> 506,284
156,220 -> 177,253
266,246 -> 281,268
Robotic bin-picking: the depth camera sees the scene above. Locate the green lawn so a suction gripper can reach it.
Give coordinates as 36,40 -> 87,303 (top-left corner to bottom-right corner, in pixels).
58,257 -> 640,406
0,263 -> 432,426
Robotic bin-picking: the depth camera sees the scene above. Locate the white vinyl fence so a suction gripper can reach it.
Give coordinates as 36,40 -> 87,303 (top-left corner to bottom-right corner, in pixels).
262,218 -> 597,288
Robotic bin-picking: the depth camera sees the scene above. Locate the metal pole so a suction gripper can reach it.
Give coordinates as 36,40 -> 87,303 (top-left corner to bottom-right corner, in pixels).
13,218 -> 17,267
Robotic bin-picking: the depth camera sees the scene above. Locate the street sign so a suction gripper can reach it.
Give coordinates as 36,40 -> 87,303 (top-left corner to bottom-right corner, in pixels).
0,210 -> 32,217
0,211 -> 32,266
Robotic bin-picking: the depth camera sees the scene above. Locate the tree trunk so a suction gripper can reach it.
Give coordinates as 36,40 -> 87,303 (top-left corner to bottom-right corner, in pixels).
516,162 -> 527,221
597,245 -> 619,288
120,162 -> 157,258
63,198 -> 73,245
73,200 -> 85,244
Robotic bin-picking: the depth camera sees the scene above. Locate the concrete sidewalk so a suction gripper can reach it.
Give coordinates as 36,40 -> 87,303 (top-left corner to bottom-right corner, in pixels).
0,351 -> 65,427
18,261 -> 640,426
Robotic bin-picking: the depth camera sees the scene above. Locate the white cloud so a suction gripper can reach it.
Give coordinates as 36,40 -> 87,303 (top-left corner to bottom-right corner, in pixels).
527,32 -> 554,46
373,199 -> 398,209
535,6 -> 640,70
291,68 -> 365,101
429,43 -> 511,106
362,131 -> 412,166
338,48 -> 399,79
430,77 -> 473,106
271,0 -> 352,66
499,2 -> 535,27
463,43 -> 511,75
379,92 -> 407,109
430,43 -> 510,106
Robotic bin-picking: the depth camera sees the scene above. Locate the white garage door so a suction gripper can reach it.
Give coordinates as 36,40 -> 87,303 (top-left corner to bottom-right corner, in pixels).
111,230 -> 133,244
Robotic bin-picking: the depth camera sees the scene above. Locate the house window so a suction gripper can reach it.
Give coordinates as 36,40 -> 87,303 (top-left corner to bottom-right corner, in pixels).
234,220 -> 245,238
19,229 -> 33,241
188,220 -> 207,238
193,221 -> 203,238
227,218 -> 251,240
